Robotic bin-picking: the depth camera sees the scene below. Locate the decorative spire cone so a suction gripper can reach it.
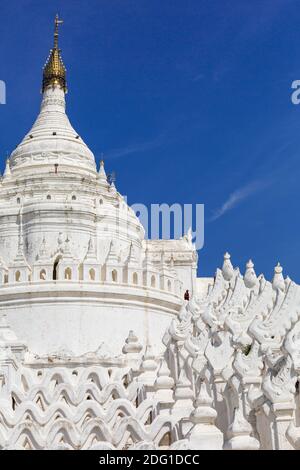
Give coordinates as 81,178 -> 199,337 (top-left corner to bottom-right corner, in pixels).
38,236 -> 49,261
154,359 -> 174,410
13,232 -> 30,268
62,236 -> 73,260
173,369 -> 194,401
155,358 -> 174,390
122,331 -> 143,371
169,254 -> 177,277
109,181 -> 117,194
224,408 -> 260,450
127,242 -> 139,266
88,236 -> 94,253
106,240 -> 119,264
140,344 -> 158,388
84,235 -> 98,263
244,259 -> 258,289
141,344 -> 157,372
143,246 -> 152,269
3,159 -> 11,178
222,252 -> 234,281
122,330 -> 143,355
272,262 -> 285,292
98,160 -> 108,183
187,381 -> 223,450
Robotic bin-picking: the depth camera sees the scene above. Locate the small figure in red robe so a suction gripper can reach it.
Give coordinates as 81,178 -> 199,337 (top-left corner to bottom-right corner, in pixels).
184,289 -> 190,301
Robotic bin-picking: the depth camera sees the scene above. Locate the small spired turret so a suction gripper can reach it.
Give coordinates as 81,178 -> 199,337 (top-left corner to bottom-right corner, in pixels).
154,358 -> 175,408
272,262 -> 285,292
82,236 -> 100,281
57,236 -> 78,281
3,159 -> 11,179
222,252 -> 234,281
124,242 -> 142,285
109,181 -> 117,195
0,257 -> 8,285
122,330 -> 143,356
9,234 -> 31,284
143,247 -> 159,290
159,252 -> 175,293
102,240 -> 122,283
140,344 -> 158,389
97,160 -> 108,186
33,237 -> 53,281
244,259 -> 258,289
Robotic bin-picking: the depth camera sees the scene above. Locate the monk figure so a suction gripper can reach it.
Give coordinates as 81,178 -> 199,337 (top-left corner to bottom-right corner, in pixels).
184,289 -> 190,301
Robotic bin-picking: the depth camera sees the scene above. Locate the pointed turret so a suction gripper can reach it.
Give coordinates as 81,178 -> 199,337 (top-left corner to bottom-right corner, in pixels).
126,242 -> 139,266
98,159 -> 108,184
13,235 -> 29,267
3,159 -> 11,178
82,235 -> 100,281
187,380 -> 223,450
84,236 -> 98,263
106,240 -> 119,264
102,240 -> 122,282
272,262 -> 285,292
109,181 -> 117,195
38,236 -> 49,261
244,259 -> 258,289
9,214 -> 31,283
140,344 -> 158,387
222,252 -> 234,281
62,236 -> 73,260
33,236 -> 53,281
155,358 -> 174,390
122,330 -> 143,355
169,253 -> 177,277
143,246 -> 152,269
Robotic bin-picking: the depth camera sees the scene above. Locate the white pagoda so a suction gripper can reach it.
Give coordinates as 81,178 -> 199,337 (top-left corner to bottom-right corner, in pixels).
0,16 -> 198,358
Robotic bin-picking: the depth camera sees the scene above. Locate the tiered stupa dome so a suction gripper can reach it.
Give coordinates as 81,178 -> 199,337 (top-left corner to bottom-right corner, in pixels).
10,16 -> 95,176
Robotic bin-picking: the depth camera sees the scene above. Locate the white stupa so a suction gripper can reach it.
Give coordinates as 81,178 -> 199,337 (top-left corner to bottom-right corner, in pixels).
0,16 -> 198,358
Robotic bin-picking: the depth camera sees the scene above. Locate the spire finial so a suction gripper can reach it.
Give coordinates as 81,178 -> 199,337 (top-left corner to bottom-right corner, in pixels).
98,157 -> 107,183
222,251 -> 234,281
54,14 -> 64,50
274,262 -> 283,274
42,15 -> 67,93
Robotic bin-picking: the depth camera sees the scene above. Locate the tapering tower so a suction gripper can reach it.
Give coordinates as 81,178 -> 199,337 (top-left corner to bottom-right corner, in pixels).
10,15 -> 96,176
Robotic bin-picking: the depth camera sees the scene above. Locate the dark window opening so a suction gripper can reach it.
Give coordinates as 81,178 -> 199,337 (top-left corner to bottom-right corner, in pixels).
53,257 -> 61,280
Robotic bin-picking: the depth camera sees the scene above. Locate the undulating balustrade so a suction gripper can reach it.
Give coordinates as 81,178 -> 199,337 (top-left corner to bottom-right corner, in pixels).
1,253 -> 300,449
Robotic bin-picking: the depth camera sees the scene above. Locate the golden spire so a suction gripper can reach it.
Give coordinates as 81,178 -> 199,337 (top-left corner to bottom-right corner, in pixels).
42,14 -> 67,93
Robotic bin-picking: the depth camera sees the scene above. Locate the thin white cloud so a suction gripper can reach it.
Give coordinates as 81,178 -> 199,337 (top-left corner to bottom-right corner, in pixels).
104,114 -> 200,160
105,134 -> 167,160
210,180 -> 269,222
192,73 -> 205,82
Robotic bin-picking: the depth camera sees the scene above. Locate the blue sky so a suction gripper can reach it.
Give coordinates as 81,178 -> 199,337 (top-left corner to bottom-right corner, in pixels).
0,0 -> 300,280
